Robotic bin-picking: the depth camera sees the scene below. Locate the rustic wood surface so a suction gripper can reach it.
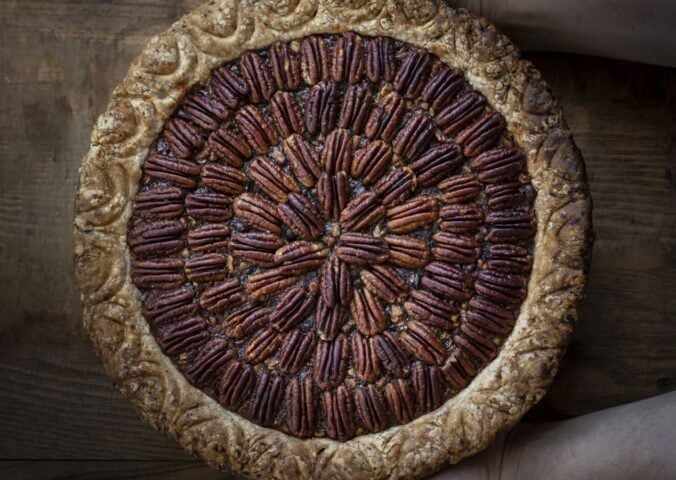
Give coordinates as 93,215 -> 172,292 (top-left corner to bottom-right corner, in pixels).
0,0 -> 674,478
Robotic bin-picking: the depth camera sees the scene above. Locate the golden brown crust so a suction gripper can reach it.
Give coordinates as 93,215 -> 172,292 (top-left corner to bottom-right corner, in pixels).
73,1 -> 592,478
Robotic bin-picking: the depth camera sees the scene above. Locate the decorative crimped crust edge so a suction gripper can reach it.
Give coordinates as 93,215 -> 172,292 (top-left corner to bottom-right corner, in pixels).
72,0 -> 592,478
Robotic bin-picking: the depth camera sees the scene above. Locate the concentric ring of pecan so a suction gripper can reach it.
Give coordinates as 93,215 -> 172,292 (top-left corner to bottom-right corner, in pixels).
365,91 -> 406,142
393,49 -> 432,99
438,204 -> 483,233
400,320 -> 447,365
360,265 -> 406,303
211,66 -> 249,109
438,173 -> 481,204
336,233 -> 389,266
249,371 -> 284,426
320,256 -> 352,308
219,361 -> 254,410
321,129 -> 353,175
383,235 -> 430,268
200,278 -> 244,313
434,91 -> 486,136
384,379 -> 414,424
456,112 -> 505,157
240,51 -> 276,103
351,140 -> 392,186
404,290 -> 457,330
236,105 -> 278,154
278,192 -> 324,241
229,231 -> 284,267
223,304 -> 270,340
200,163 -> 246,196
351,333 -> 382,382
234,193 -> 282,235
317,172 -> 350,220
467,296 -> 515,335
431,232 -> 481,264
485,182 -> 527,211
245,327 -> 282,363
143,154 -> 200,188
485,210 -> 536,242
128,220 -> 185,257
185,339 -> 235,385
366,36 -> 395,83
207,128 -> 252,168
270,91 -> 304,138
421,261 -> 472,301
340,191 -> 385,232
285,377 -> 315,438
393,111 -> 435,161
163,118 -> 204,158
486,243 -> 532,274
422,65 -> 465,112
155,316 -> 208,355
354,384 -> 387,433
412,363 -> 444,412
245,267 -> 298,301
475,270 -> 527,304
270,42 -> 301,91
279,330 -> 317,374
314,334 -> 349,390
283,134 -> 321,188
386,196 -> 438,234
185,253 -> 228,282
185,192 -> 233,222
249,157 -> 300,202
134,187 -> 184,220
271,287 -> 316,332
350,288 -> 387,336
472,146 -> 526,183
142,287 -> 197,325
305,81 -> 339,137
441,349 -> 478,390
373,167 -> 417,207
373,331 -> 408,377
276,241 -> 329,273
339,84 -> 373,134
455,322 -> 497,363
300,35 -> 330,85
315,296 -> 346,341
132,258 -> 185,290
332,32 -> 365,84
179,91 -> 228,131
409,143 -> 463,188
322,386 -> 355,442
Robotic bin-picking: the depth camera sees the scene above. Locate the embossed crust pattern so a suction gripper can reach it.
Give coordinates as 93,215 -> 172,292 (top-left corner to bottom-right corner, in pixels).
73,0 -> 592,478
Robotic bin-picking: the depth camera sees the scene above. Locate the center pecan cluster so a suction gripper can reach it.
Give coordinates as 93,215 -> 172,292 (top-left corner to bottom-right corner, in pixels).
128,33 -> 535,441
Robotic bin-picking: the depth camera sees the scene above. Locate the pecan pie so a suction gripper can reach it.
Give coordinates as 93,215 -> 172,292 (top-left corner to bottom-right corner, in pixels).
73,0 -> 592,478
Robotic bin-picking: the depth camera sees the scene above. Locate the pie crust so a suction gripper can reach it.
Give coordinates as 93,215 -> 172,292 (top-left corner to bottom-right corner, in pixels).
73,0 -> 592,478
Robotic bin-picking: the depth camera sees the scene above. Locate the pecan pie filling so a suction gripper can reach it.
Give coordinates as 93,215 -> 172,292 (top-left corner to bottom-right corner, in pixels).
128,33 -> 536,441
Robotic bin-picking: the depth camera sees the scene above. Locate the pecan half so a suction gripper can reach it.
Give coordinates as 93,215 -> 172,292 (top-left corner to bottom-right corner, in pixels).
283,134 -> 321,188
143,154 -> 200,188
366,36 -> 395,83
132,258 -> 184,290
270,91 -> 304,138
219,361 -> 254,409
234,193 -> 282,234
438,174 -> 481,204
455,322 -> 497,363
240,51 -> 276,103
279,330 -> 316,374
322,386 -> 355,442
404,290 -> 457,330
317,172 -> 350,220
456,112 -> 505,157
374,167 -> 417,207
211,67 -> 249,109
179,91 -> 228,131
332,32 -> 365,84
485,243 -> 532,274
474,270 -> 527,305
163,118 -> 204,158
249,157 -> 300,202
245,327 -> 282,363
336,233 -> 389,266
200,278 -> 244,313
249,371 -> 284,426
222,304 -> 270,339
431,232 -> 480,264
315,296 -> 346,341
386,196 -> 438,234
275,241 -> 329,273
236,105 -> 278,154
384,379 -> 414,424
278,193 -> 324,241
340,191 -> 385,231
271,287 -> 316,332
285,377 -> 315,438
393,50 -> 433,99
421,261 -> 472,301
185,253 -> 227,283
393,111 -> 435,161
142,287 -> 197,325
134,187 -> 185,219
339,84 -> 373,134
313,335 -> 349,390
321,128 -> 353,175
245,267 -> 298,301
422,65 -> 465,112
485,210 -> 536,242
270,42 -> 301,91
208,128 -> 252,168
467,296 -> 515,335
438,204 -> 483,233
485,182 -> 527,211
365,91 -> 406,142
355,384 -> 388,433
305,81 -> 339,137
185,338 -> 236,385
383,235 -> 429,268
300,35 -> 330,85
360,265 -> 406,303
441,349 -> 478,390
185,192 -> 233,222
229,231 -> 284,267
409,143 -> 463,187
156,316 -> 208,355
412,363 -> 444,412
128,220 -> 184,257
373,331 -> 408,377
201,163 -> 246,195
351,140 -> 392,185
320,256 -> 352,308
472,146 -> 526,183
350,288 -> 387,336
400,320 -> 447,365
434,91 -> 486,136
351,333 -> 382,382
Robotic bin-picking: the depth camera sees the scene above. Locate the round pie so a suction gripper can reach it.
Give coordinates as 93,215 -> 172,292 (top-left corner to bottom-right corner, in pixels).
73,0 -> 592,478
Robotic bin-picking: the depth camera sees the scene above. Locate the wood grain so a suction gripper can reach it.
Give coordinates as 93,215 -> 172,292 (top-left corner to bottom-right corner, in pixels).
0,0 -> 673,476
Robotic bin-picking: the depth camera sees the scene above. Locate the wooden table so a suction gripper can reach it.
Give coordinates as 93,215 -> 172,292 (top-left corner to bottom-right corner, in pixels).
1,1 -> 674,478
